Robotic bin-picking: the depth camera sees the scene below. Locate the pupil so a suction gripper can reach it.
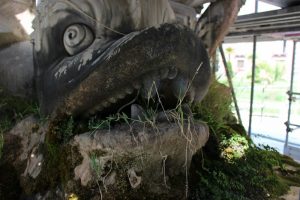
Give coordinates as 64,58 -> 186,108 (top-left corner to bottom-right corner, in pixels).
68,32 -> 74,39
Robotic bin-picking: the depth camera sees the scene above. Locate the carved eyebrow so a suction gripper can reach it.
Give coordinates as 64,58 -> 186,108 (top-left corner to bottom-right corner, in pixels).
57,0 -> 126,36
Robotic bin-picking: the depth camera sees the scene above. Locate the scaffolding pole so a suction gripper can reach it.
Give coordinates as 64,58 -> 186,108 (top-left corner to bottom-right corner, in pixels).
248,36 -> 257,137
248,0 -> 259,137
285,40 -> 297,148
219,45 -> 243,125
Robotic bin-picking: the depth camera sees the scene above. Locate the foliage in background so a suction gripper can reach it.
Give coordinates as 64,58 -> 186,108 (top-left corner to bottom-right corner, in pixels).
247,61 -> 285,84
274,61 -> 285,82
192,80 -> 298,200
226,61 -> 234,78
193,80 -> 235,132
225,47 -> 234,63
225,47 -> 235,78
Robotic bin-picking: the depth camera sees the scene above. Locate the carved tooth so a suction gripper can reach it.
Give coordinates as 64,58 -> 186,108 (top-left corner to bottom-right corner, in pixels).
160,68 -> 169,79
187,86 -> 195,103
96,105 -> 103,111
125,88 -> 134,94
171,75 -> 189,99
151,72 -> 161,84
194,86 -> 209,103
89,109 -> 97,115
108,97 -> 117,103
152,71 -> 160,79
132,82 -> 141,90
102,101 -> 111,108
182,85 -> 195,103
117,93 -> 126,99
168,67 -> 178,79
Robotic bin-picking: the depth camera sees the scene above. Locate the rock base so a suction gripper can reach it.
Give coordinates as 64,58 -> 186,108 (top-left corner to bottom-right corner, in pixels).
1,116 -> 209,199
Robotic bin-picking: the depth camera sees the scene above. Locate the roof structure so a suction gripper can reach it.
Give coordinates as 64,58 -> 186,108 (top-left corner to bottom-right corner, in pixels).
260,0 -> 300,8
226,0 -> 300,42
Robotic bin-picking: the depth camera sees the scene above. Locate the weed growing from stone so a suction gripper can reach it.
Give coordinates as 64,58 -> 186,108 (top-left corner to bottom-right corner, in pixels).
190,80 -> 298,200
90,153 -> 104,200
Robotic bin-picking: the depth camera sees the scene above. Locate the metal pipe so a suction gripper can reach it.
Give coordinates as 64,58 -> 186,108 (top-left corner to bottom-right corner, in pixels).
234,17 -> 300,28
289,123 -> 300,128
235,7 -> 300,23
248,0 -> 258,137
219,45 -> 243,125
290,92 -> 300,95
255,0 -> 259,13
233,23 -> 300,32
285,41 -> 297,147
248,36 -> 257,137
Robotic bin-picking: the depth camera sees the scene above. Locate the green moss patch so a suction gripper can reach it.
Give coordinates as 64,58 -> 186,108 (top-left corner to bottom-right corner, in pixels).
0,88 -> 38,133
191,80 -> 299,200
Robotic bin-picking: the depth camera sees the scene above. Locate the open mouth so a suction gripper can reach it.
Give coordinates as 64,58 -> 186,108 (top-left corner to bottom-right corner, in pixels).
86,66 -> 197,116
37,23 -> 211,118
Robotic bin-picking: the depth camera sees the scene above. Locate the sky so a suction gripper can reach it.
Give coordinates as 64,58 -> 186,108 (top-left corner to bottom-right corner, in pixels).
239,0 -> 280,15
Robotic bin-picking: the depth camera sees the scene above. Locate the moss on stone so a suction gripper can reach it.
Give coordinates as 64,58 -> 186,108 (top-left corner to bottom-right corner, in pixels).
0,133 -> 23,199
0,88 -> 38,134
190,80 -> 296,200
2,78 -> 299,200
19,116 -> 83,196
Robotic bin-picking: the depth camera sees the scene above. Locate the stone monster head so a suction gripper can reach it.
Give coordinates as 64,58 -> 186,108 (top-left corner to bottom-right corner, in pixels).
33,0 -> 211,117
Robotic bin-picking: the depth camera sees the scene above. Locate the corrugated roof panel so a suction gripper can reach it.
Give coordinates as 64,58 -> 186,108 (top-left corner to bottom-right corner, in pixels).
260,0 -> 300,8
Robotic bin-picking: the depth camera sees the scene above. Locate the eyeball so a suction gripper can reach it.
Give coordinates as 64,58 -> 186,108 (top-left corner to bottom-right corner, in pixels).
63,24 -> 94,55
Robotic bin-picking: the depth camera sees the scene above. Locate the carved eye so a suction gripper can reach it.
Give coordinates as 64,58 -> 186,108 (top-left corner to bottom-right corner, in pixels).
63,24 -> 94,55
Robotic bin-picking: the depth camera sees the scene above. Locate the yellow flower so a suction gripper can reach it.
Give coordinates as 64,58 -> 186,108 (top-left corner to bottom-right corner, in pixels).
68,193 -> 79,200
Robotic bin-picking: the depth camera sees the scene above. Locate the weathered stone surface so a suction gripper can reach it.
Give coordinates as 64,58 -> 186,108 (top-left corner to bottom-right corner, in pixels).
280,187 -> 300,200
0,116 -> 209,199
0,0 -> 33,47
0,116 -> 46,199
0,41 -> 34,99
71,121 -> 209,199
33,4 -> 211,117
0,14 -> 28,48
0,0 -> 34,16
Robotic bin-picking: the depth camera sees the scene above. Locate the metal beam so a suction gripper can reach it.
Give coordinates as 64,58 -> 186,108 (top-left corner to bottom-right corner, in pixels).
228,5 -> 300,39
285,41 -> 297,148
259,0 -> 300,8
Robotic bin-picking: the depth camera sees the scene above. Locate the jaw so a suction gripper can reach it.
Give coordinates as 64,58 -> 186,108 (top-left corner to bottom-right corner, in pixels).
38,23 -> 211,118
